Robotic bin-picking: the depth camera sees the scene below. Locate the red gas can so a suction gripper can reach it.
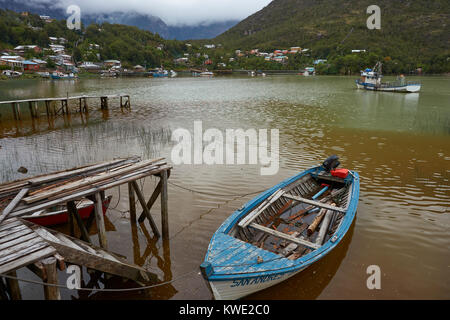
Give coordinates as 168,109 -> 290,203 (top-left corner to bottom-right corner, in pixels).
330,168 -> 349,178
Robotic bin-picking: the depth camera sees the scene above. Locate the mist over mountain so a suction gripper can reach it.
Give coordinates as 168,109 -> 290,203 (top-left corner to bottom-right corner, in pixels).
0,0 -> 239,39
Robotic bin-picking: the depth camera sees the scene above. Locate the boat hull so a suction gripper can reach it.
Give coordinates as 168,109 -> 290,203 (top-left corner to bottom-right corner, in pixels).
208,268 -> 304,300
24,196 -> 111,226
201,165 -> 360,300
356,80 -> 421,92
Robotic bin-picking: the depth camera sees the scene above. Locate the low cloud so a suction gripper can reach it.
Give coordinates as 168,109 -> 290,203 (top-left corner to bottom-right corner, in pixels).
18,0 -> 272,26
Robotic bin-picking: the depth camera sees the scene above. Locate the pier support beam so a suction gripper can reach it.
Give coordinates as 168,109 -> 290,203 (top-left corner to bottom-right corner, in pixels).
128,183 -> 136,223
67,201 -> 91,244
131,181 -> 160,238
100,97 -> 108,110
160,170 -> 169,239
5,271 -> 22,300
93,192 -> 108,249
42,257 -> 61,300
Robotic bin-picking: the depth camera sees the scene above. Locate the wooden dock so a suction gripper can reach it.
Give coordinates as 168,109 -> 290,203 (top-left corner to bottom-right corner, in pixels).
0,157 -> 171,300
0,94 -> 131,120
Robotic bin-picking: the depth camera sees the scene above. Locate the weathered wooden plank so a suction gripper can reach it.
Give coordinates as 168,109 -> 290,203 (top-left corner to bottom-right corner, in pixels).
0,188 -> 30,224
28,158 -> 135,186
249,223 -> 320,250
41,239 -> 153,283
315,209 -> 333,245
23,158 -> 165,203
238,189 -> 285,228
282,194 -> 346,213
0,225 -> 28,238
0,228 -> 34,245
10,165 -> 172,217
0,246 -> 55,275
0,219 -> 22,231
0,237 -> 48,261
0,232 -> 38,251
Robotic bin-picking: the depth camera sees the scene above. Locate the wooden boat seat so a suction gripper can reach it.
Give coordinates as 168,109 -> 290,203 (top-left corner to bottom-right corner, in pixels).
282,194 -> 346,213
249,223 -> 320,250
238,189 -> 285,228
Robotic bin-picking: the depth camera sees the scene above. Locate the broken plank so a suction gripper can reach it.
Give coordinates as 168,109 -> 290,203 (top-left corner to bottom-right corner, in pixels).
0,188 -> 30,224
10,165 -> 172,217
249,223 -> 320,250
282,194 -> 346,213
23,158 -> 165,204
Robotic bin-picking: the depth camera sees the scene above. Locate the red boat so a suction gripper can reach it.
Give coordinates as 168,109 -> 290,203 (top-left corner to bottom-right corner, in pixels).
24,196 -> 112,227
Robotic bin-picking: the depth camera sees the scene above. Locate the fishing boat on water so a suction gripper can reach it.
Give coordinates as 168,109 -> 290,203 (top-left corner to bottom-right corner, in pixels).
23,196 -> 112,227
51,72 -> 77,80
199,70 -> 214,77
151,68 -> 169,78
200,155 -> 359,300
356,62 -> 420,92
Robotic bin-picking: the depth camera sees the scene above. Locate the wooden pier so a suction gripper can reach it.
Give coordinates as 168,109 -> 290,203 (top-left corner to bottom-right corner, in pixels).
0,157 -> 171,300
0,94 -> 131,121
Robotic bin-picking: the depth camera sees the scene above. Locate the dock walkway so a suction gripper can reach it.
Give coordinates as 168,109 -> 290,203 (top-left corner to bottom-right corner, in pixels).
0,157 -> 171,300
0,94 -> 131,120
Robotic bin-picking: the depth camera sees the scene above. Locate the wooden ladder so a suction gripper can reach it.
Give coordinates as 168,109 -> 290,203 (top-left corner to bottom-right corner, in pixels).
23,221 -> 156,284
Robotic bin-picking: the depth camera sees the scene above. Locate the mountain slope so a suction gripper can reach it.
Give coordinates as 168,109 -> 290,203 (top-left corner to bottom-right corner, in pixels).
215,0 -> 450,66
0,0 -> 236,40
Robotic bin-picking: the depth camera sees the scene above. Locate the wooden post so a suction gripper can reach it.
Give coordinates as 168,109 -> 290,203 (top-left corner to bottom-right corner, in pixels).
83,97 -> 88,113
12,102 -> 21,120
45,100 -> 50,117
67,201 -> 91,243
160,169 -> 169,239
41,257 -> 61,300
128,183 -> 136,223
137,180 -> 162,223
28,101 -> 35,118
5,271 -> 22,300
94,192 -> 108,248
120,96 -> 123,108
131,180 -> 160,238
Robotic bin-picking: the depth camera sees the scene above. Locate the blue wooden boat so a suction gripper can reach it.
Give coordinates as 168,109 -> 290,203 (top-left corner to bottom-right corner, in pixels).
200,156 -> 359,300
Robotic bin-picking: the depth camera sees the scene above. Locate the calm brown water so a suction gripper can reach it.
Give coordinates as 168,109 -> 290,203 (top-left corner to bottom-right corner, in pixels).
0,75 -> 449,299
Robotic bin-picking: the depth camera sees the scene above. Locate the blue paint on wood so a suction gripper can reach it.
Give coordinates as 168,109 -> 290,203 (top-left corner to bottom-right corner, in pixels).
202,166 -> 360,282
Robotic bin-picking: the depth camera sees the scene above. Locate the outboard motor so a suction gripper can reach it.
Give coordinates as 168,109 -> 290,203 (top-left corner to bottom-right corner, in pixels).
322,155 -> 340,172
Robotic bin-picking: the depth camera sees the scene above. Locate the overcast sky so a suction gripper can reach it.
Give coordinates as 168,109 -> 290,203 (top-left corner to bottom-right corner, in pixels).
23,0 -> 273,26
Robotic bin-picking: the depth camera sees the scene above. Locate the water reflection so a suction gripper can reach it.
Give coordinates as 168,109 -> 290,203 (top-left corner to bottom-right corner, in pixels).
246,219 -> 356,299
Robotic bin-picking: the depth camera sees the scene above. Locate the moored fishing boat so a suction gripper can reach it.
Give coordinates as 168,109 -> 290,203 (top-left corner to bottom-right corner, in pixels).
23,196 -> 112,226
51,72 -> 77,80
356,62 -> 421,92
200,156 -> 359,300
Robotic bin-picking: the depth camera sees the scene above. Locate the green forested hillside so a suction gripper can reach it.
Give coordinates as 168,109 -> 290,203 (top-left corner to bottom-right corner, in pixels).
215,0 -> 450,73
0,9 -> 185,68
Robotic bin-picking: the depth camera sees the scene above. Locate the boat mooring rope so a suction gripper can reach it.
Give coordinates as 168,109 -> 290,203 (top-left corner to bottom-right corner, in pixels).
168,181 -> 268,198
0,269 -> 200,292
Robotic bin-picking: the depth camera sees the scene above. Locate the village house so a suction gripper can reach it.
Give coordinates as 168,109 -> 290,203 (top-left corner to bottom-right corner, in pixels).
22,60 -> 39,71
78,61 -> 101,70
204,44 -> 216,49
133,65 -> 145,72
14,45 -> 42,55
0,55 -> 24,68
104,60 -> 121,68
174,57 -> 189,64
